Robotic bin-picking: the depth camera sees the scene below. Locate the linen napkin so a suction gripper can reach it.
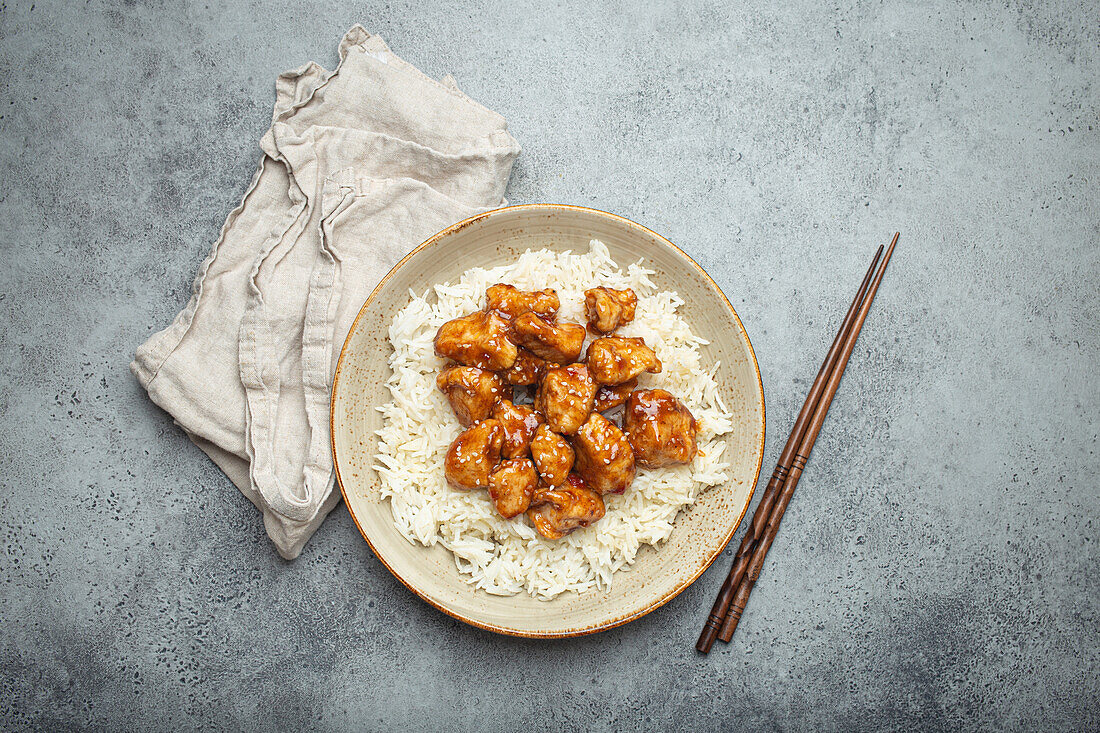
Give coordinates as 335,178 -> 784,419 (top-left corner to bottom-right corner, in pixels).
132,26 -> 521,559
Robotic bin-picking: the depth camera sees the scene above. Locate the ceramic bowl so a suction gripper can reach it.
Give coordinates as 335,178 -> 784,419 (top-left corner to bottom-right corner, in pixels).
331,204 -> 764,637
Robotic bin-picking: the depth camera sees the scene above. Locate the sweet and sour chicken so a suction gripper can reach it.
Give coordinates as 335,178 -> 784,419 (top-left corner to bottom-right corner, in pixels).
434,282 -> 698,539
572,413 -> 636,495
513,312 -> 586,364
584,287 -> 637,334
488,458 -> 538,518
535,363 -> 597,435
623,389 -> 698,468
529,424 -> 575,488
500,347 -> 545,386
436,366 -> 507,427
585,336 -> 661,385
492,399 -> 542,459
444,419 -> 503,490
593,378 -> 636,412
434,311 -> 517,371
527,475 -> 606,540
486,283 -> 559,322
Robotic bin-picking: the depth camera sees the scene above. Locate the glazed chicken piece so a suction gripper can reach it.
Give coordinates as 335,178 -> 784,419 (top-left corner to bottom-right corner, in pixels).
585,336 -> 662,386
571,412 -> 636,495
444,419 -> 503,490
623,389 -> 698,468
535,363 -> 598,435
486,283 -> 559,322
529,424 -> 575,488
491,399 -> 543,459
436,365 -> 507,427
488,458 -> 538,519
527,474 -> 606,539
512,312 -> 586,364
584,286 -> 637,334
500,347 -> 545,386
593,378 -> 637,412
434,311 -> 517,371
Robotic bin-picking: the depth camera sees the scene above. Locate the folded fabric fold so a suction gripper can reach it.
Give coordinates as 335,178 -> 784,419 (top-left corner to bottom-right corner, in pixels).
132,26 -> 520,558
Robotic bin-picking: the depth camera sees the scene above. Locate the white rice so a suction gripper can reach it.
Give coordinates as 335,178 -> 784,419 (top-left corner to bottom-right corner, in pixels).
374,240 -> 734,600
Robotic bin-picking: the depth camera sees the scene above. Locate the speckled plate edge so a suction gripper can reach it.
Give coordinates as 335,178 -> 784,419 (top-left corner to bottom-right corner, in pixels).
330,203 -> 765,638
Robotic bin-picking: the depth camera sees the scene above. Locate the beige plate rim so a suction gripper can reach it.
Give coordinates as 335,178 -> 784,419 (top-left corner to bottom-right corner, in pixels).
330,203 -> 766,638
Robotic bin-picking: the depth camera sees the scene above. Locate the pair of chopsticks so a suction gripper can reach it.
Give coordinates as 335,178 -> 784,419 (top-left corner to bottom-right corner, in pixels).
696,232 -> 900,654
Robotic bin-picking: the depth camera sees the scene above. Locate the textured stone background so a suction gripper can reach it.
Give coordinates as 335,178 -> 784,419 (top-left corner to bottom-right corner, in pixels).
1,0 -> 1097,730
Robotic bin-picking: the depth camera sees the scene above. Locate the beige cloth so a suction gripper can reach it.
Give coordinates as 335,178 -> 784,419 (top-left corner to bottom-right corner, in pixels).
132,26 -> 520,558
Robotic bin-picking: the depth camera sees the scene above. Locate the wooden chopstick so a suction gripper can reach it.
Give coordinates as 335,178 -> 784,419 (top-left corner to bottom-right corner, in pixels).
716,231 -> 900,643
695,242 -> 884,654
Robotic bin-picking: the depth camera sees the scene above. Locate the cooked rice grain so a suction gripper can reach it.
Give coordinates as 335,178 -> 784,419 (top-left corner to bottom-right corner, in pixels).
374,240 -> 733,599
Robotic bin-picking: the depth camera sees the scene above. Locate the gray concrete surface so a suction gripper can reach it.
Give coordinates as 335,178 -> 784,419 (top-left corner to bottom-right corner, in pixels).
1,0 -> 1097,730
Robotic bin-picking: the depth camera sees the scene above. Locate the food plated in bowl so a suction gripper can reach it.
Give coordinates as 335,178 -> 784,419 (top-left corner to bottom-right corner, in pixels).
380,245 -> 732,599
331,205 -> 765,636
